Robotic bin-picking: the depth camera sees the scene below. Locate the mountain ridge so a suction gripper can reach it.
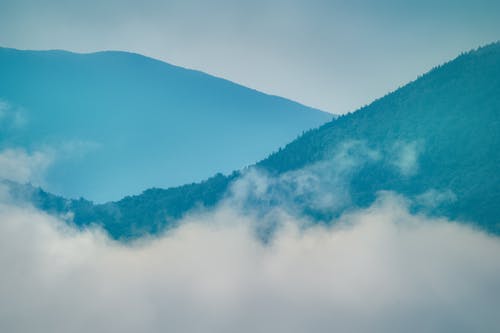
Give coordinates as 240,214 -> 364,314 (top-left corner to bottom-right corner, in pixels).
5,41 -> 500,238
0,46 -> 331,201
0,46 -> 327,113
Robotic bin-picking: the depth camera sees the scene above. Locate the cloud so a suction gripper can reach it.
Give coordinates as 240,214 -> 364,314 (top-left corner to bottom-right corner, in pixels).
226,139 -> 427,235
0,98 -> 100,193
0,98 -> 27,129
0,99 -> 52,185
414,188 -> 457,209
0,148 -> 54,185
57,140 -> 101,159
0,189 -> 499,333
0,136 -> 499,332
389,141 -> 422,177
229,140 -> 380,217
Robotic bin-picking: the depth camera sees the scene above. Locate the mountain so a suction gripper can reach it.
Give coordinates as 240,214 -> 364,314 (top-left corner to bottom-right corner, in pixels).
8,42 -> 500,239
0,47 -> 331,202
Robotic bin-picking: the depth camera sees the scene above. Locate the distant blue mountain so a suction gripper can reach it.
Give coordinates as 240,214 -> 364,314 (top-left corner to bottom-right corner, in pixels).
0,47 -> 331,201
11,42 -> 500,240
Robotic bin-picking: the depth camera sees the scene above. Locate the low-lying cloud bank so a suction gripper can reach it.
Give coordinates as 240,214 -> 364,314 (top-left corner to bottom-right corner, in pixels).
1,190 -> 499,333
1,139 -> 499,332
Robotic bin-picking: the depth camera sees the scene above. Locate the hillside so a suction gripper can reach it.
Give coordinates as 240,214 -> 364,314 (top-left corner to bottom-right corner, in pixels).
0,47 -> 330,201
9,42 -> 500,238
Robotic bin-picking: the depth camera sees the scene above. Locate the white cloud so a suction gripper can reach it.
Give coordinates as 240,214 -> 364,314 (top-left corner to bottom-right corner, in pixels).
0,100 -> 53,184
389,141 -> 422,177
0,148 -> 53,185
0,134 -> 498,332
0,98 -> 27,128
0,191 -> 499,333
415,188 -> 457,209
229,141 -> 380,217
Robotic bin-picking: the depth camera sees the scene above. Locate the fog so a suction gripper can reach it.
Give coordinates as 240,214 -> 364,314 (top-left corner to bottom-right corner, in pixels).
1,189 -> 499,332
1,137 -> 499,332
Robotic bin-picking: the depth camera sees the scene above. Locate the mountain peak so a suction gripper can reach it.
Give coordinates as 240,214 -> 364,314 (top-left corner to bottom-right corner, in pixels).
7,42 -> 500,238
0,47 -> 331,202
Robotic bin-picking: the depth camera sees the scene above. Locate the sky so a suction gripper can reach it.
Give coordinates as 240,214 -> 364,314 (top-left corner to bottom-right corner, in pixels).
1,2 -> 500,331
0,0 -> 499,114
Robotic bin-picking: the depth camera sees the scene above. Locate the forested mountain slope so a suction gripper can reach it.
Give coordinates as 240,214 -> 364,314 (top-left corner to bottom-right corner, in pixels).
9,42 -> 500,238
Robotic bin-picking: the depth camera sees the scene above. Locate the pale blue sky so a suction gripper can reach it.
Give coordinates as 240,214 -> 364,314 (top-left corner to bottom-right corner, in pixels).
0,0 -> 499,114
